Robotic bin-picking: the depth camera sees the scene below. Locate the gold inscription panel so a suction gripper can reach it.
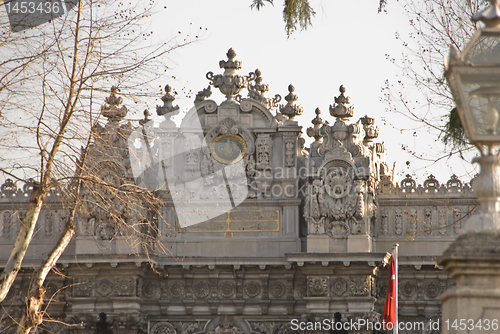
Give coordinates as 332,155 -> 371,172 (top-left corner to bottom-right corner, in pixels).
178,210 -> 280,235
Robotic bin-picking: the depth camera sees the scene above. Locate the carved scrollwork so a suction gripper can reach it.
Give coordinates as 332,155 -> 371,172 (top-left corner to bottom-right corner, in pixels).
325,220 -> 349,239
424,174 -> 440,192
400,174 -> 416,192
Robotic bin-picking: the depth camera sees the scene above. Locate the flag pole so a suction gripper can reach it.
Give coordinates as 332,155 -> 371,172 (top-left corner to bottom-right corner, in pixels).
394,243 -> 399,334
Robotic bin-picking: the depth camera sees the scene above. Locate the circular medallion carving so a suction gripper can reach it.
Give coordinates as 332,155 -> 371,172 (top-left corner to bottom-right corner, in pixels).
331,277 -> 347,296
325,169 -> 351,198
402,281 -> 417,298
425,282 -> 440,298
96,279 -> 114,297
378,283 -> 388,299
193,281 -> 210,299
168,281 -> 185,299
269,281 -> 286,298
244,281 -> 261,298
143,281 -> 160,299
211,134 -> 246,164
219,281 -> 236,298
150,322 -> 176,334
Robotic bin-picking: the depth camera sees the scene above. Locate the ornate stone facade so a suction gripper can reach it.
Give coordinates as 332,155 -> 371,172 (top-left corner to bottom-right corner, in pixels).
0,49 -> 474,333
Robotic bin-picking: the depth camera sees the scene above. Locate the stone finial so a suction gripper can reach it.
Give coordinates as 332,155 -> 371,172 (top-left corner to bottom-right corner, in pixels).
360,115 -> 379,144
139,109 -> 152,126
206,48 -> 250,102
219,48 -> 242,71
156,85 -> 180,126
329,85 -> 355,120
101,86 -> 128,121
279,84 -> 304,120
307,108 -> 324,142
473,0 -> 500,28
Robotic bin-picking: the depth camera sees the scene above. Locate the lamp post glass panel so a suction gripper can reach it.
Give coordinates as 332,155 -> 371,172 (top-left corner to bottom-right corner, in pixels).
445,0 -> 500,231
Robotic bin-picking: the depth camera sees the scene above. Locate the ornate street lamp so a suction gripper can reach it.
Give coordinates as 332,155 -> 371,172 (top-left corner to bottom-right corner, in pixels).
441,2 -> 500,331
445,0 -> 500,231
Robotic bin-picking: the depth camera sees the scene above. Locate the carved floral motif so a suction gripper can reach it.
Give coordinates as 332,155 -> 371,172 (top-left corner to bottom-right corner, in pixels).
193,281 -> 210,299
244,281 -> 261,298
331,277 -> 347,296
143,281 -> 160,299
96,278 -> 114,297
402,281 -> 417,298
115,278 -> 134,296
73,278 -> 94,297
169,282 -> 186,299
150,322 -> 177,334
269,281 -> 286,298
425,282 -> 440,298
219,281 -> 236,298
307,277 -> 328,296
349,276 -> 369,296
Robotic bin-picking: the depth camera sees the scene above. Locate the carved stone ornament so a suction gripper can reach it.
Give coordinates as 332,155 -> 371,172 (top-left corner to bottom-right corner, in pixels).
96,278 -> 114,297
285,140 -> 295,167
255,133 -> 273,170
325,220 -> 349,239
208,316 -> 243,334
325,169 -> 352,199
307,277 -> 328,296
193,281 -> 210,299
115,278 -> 134,296
395,209 -> 403,235
143,281 -> 160,299
331,277 -> 348,297
269,281 -> 286,298
219,281 -> 236,298
73,278 -> 94,297
402,281 -> 417,298
169,281 -> 186,299
244,281 -> 261,298
349,276 -> 369,296
425,282 -> 440,299
150,322 -> 177,334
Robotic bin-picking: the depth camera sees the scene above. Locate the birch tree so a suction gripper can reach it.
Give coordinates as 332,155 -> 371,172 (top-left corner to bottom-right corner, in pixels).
0,1 -> 189,332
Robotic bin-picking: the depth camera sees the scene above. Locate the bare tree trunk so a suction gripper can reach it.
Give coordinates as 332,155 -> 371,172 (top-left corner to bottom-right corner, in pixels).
0,186 -> 46,301
15,211 -> 76,334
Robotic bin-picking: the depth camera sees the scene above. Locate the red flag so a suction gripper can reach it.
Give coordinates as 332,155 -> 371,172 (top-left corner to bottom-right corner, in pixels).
383,256 -> 396,330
